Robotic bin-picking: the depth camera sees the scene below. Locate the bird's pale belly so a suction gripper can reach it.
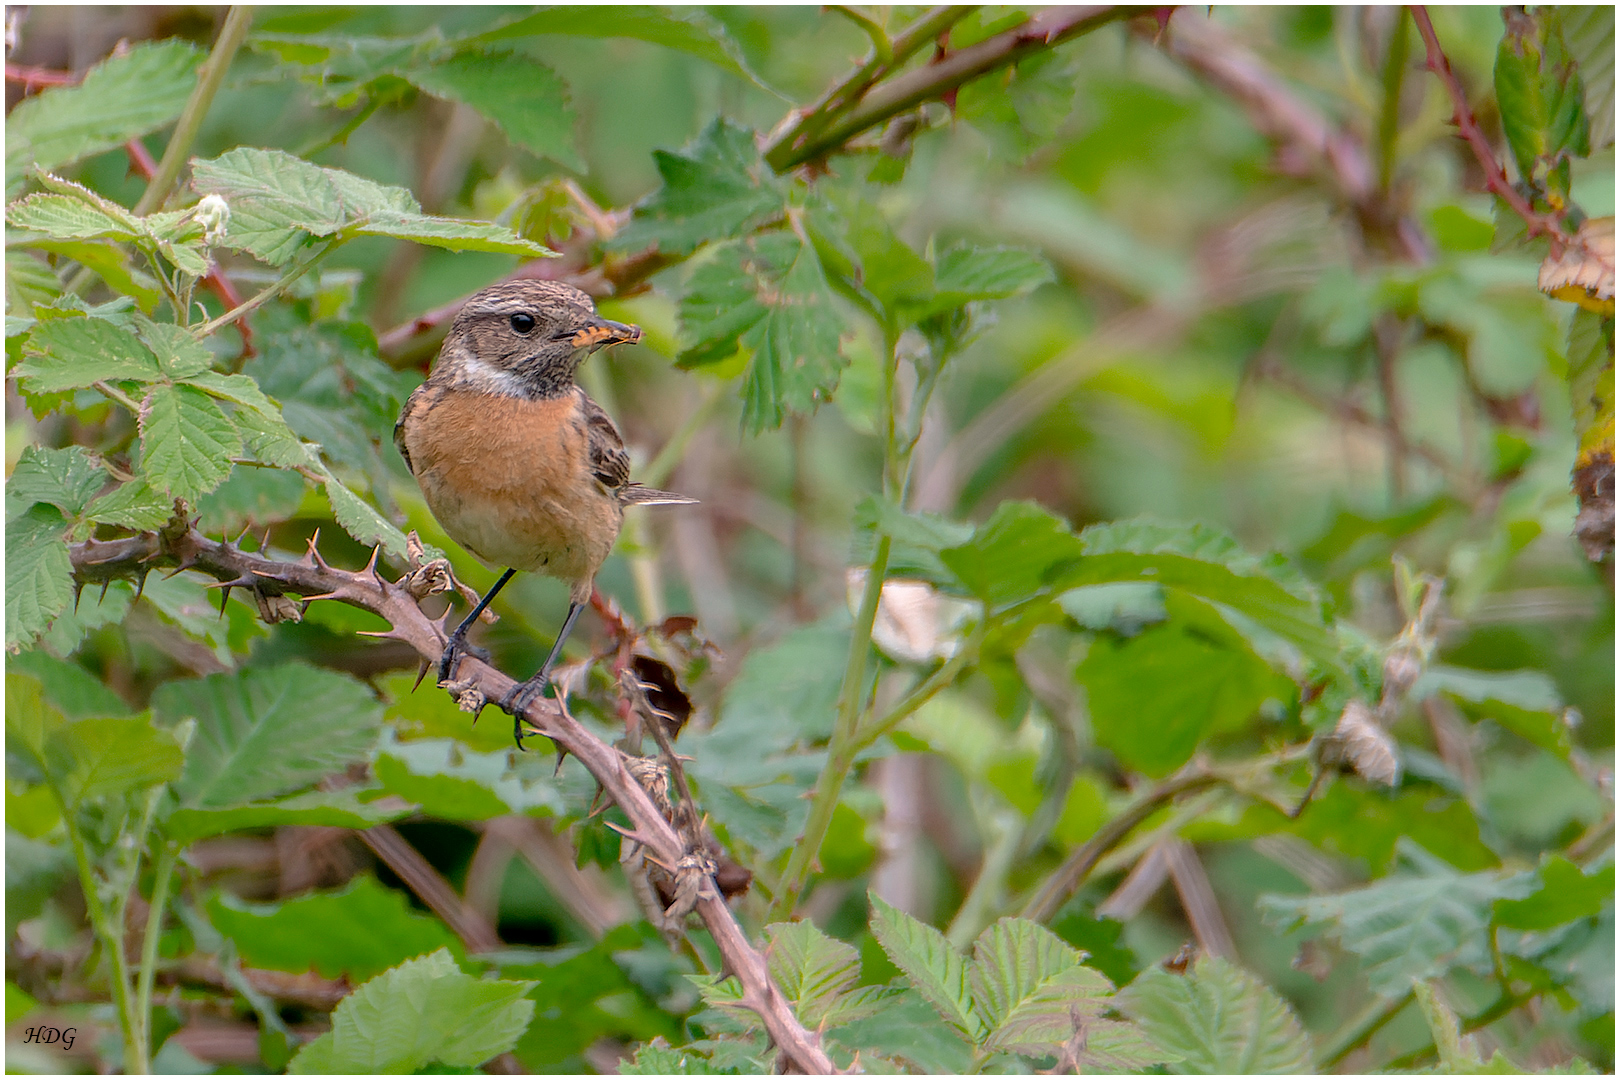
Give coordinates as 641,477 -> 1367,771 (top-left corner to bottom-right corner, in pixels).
403,388 -> 620,593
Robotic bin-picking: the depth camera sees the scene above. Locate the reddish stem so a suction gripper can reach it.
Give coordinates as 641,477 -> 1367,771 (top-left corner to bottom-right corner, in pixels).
5,62 -> 79,89
1408,5 -> 1572,252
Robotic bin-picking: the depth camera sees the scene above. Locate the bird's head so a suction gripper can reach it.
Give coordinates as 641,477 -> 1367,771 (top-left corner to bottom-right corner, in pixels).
438,280 -> 641,398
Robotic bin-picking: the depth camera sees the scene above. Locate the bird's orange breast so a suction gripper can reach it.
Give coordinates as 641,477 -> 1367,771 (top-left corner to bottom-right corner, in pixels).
399,387 -> 622,593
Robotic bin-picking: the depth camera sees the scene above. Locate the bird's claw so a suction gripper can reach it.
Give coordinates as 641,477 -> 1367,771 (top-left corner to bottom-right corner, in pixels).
499,675 -> 551,751
437,633 -> 490,684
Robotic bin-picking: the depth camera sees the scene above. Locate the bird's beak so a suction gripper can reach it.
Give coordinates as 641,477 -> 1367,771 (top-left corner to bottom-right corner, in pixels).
571,319 -> 642,349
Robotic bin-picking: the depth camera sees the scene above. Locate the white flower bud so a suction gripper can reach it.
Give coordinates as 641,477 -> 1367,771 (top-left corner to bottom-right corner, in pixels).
194,194 -> 230,246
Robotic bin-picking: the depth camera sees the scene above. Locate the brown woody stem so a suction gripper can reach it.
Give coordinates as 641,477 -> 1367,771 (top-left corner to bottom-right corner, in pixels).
67,525 -> 833,1074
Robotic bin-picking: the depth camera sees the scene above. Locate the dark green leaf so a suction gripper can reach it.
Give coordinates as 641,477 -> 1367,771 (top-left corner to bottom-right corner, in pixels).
5,445 -> 106,519
680,232 -> 845,432
618,119 -> 786,257
939,501 -> 1085,612
6,673 -> 66,773
4,192 -> 142,242
165,788 -> 414,844
286,949 -> 535,1073
152,662 -> 385,809
5,41 -> 202,194
473,6 -> 774,92
927,245 -> 1054,312
1558,6 -> 1614,150
1415,664 -> 1574,760
137,383 -> 242,503
1495,856 -> 1615,931
208,875 -> 459,982
1495,10 -> 1589,204
190,147 -> 349,264
321,468 -> 414,560
765,921 -> 866,1028
868,893 -> 984,1041
1118,956 -> 1311,1075
15,315 -> 162,393
84,477 -> 174,532
852,496 -> 976,586
347,208 -> 556,257
6,651 -> 132,721
44,714 -> 183,808
373,736 -> 563,819
828,987 -> 974,1074
407,49 -> 581,170
6,504 -> 74,650
1260,841 -> 1535,997
1080,617 -> 1289,777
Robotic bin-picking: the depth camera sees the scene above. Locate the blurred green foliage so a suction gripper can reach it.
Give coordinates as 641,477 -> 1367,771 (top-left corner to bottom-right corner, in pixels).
4,4 -> 1613,1075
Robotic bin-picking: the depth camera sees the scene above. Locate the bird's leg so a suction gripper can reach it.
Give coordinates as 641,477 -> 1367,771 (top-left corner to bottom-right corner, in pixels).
438,568 -> 515,684
501,600 -> 585,749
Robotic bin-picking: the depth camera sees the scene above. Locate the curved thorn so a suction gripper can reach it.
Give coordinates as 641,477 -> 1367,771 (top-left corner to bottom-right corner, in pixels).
218,585 -> 232,617
134,569 -> 150,603
73,581 -> 85,614
411,658 -> 431,692
363,544 -> 383,585
99,579 -> 111,604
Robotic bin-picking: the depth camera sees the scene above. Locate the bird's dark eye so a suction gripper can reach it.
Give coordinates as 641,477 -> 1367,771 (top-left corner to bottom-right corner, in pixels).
509,313 -> 536,335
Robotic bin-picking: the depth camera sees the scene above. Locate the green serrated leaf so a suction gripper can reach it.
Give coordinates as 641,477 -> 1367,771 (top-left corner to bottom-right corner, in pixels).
138,383 -> 242,503
5,41 -> 203,195
286,949 -> 535,1073
7,650 -> 133,722
135,319 -> 215,379
320,468 -> 412,560
5,445 -> 107,519
618,118 -> 786,257
1494,856 -> 1615,931
1118,956 -> 1312,1074
868,893 -> 985,1041
208,876 -> 459,982
939,500 -> 1085,611
679,232 -> 845,432
16,315 -> 162,393
232,406 -> 316,469
1260,841 -> 1536,998
83,477 -> 174,531
1558,6 -> 1614,151
373,735 -> 562,820
348,209 -> 556,257
4,192 -> 141,242
970,918 -> 1113,1055
1080,615 -> 1290,777
43,714 -> 183,809
407,48 -> 582,170
1415,664 -> 1574,760
764,921 -> 862,1029
152,661 -> 385,809
473,6 -> 776,94
6,673 -> 67,772
928,245 -> 1054,312
1496,10 -> 1590,205
190,147 -> 349,264
165,788 -> 414,844
1566,307 -> 1614,470
6,504 -> 74,650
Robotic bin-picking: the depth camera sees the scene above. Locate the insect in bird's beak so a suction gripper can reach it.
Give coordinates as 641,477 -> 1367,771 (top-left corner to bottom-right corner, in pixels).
571,319 -> 642,349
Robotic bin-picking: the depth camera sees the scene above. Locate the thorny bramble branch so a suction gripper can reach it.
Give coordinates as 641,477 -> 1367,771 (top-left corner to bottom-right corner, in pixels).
1408,5 -> 1574,252
67,522 -> 835,1075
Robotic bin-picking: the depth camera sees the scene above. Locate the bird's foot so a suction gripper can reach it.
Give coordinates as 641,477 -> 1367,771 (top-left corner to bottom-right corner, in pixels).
499,674 -> 552,751
437,632 -> 490,685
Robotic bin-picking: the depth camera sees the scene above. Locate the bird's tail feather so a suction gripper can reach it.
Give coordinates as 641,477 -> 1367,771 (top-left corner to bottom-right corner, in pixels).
620,484 -> 698,506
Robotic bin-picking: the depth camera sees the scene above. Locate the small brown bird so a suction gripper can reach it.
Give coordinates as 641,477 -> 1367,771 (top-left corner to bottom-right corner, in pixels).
395,280 -> 694,746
